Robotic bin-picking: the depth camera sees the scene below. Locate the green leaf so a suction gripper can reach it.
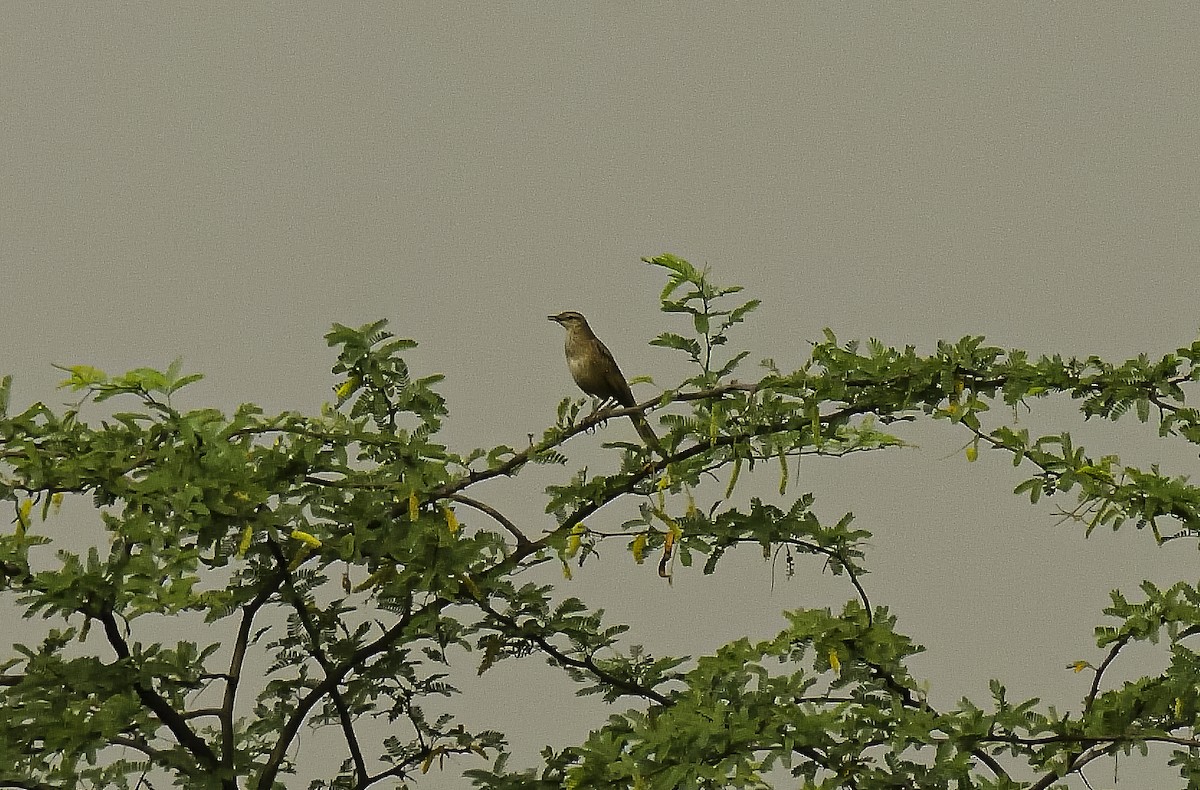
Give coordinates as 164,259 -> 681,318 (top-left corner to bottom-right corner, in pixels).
55,364 -> 108,390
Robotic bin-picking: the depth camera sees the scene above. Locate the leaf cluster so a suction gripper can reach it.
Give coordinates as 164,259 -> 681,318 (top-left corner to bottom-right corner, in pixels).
1,258 -> 1199,789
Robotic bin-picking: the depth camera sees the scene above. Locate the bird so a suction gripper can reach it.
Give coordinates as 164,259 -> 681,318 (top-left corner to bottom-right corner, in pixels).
548,311 -> 663,454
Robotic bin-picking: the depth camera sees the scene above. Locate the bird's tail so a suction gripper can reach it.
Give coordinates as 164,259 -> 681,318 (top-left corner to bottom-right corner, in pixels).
629,413 -> 664,455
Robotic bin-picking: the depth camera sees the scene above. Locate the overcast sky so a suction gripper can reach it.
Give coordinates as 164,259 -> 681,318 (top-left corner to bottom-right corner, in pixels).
3,5 -> 1199,788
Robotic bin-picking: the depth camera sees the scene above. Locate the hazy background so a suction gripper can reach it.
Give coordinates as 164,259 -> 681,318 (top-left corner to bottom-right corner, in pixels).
2,5 -> 1198,788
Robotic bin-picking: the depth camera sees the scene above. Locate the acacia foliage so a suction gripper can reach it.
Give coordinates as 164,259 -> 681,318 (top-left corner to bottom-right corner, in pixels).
2,255 -> 1200,789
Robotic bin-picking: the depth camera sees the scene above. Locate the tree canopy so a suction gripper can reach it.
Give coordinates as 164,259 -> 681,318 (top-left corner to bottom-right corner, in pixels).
2,255 -> 1200,789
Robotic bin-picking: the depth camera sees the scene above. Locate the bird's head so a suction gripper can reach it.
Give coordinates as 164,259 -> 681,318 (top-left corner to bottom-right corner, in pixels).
548,311 -> 590,330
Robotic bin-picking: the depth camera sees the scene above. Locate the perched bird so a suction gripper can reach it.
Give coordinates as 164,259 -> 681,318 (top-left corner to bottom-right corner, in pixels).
548,311 -> 663,453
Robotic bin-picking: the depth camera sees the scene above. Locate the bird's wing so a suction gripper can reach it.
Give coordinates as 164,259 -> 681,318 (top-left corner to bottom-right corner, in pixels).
595,339 -> 637,407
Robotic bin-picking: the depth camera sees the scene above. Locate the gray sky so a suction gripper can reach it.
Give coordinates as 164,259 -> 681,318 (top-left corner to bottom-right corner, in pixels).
3,5 -> 1199,788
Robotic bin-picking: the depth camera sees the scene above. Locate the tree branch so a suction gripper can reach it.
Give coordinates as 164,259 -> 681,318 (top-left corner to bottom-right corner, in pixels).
220,567 -> 284,770
266,540 -> 369,785
443,492 -> 531,549
474,598 -> 673,707
95,608 -> 223,779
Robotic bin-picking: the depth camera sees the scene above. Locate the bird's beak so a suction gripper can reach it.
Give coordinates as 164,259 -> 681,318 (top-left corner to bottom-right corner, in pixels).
548,314 -> 561,324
